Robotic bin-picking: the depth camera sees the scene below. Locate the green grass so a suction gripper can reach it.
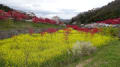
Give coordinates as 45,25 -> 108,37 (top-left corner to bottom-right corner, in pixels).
84,40 -> 120,67
64,40 -> 120,67
0,19 -> 64,30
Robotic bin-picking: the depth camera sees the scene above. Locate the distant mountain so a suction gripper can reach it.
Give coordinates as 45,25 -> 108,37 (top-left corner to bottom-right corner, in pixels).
60,19 -> 70,24
70,0 -> 120,24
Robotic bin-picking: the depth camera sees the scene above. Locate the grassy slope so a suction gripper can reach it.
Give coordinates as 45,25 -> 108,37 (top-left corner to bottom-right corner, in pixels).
64,40 -> 120,67
0,19 -> 64,30
84,40 -> 120,67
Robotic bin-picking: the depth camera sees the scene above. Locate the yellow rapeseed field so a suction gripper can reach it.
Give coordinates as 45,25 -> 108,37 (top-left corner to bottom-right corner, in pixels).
0,29 -> 113,67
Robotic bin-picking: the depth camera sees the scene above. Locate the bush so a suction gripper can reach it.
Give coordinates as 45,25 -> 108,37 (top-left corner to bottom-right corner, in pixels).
100,27 -> 119,37
71,41 -> 96,57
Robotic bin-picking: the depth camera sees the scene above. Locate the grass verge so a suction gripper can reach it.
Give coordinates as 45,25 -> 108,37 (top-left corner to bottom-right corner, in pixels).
0,19 -> 64,30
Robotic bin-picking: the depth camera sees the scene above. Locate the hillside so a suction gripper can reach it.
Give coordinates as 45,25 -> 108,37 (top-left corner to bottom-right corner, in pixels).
0,20 -> 63,30
70,0 -> 120,24
0,4 -> 64,30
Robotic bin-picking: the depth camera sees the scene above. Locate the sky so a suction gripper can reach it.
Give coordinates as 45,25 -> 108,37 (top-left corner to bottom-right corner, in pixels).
0,0 -> 114,19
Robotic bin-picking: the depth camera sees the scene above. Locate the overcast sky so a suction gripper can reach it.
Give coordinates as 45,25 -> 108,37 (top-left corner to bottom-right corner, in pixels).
0,0 -> 114,19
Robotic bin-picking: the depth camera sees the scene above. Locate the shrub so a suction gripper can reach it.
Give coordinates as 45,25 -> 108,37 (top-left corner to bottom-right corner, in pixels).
71,41 -> 96,57
100,27 -> 119,37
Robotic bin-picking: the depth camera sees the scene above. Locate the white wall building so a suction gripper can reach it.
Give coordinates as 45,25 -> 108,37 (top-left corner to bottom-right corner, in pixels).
52,16 -> 60,24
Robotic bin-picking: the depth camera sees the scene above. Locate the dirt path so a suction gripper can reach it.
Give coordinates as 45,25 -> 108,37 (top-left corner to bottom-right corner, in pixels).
76,58 -> 92,67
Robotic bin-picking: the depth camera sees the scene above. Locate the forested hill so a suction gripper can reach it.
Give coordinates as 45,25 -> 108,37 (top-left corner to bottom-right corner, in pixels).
0,4 -> 13,11
70,0 -> 120,24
